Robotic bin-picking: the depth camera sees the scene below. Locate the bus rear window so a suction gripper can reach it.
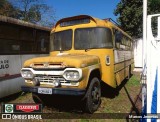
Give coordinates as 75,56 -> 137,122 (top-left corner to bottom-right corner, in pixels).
74,27 -> 113,50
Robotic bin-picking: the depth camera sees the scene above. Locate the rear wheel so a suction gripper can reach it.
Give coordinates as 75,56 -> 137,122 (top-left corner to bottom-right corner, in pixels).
83,77 -> 101,113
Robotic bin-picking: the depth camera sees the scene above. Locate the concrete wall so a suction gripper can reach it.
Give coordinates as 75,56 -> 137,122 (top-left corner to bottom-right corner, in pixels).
134,38 -> 143,68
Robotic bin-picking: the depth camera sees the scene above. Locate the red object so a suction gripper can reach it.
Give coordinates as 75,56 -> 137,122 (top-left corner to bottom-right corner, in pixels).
16,105 -> 39,112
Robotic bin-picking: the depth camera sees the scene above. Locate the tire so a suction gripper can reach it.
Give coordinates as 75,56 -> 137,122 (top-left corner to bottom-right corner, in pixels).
32,93 -> 47,105
83,77 -> 101,113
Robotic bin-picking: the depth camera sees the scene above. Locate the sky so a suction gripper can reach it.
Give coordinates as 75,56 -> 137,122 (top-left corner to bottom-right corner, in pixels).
45,0 -> 120,22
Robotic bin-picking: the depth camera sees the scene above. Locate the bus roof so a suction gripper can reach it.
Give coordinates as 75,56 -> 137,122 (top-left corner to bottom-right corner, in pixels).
55,15 -> 97,27
54,15 -> 132,39
0,15 -> 51,31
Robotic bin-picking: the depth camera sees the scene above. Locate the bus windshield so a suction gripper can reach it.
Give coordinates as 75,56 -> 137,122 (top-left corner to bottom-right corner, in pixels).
50,30 -> 72,51
74,27 -> 113,50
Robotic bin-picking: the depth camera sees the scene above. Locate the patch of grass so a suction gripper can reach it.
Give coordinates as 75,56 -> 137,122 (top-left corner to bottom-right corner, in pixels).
98,73 -> 141,116
127,75 -> 140,86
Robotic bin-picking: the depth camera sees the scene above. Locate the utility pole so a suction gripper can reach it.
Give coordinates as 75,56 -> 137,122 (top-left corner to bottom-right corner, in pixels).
142,0 -> 147,114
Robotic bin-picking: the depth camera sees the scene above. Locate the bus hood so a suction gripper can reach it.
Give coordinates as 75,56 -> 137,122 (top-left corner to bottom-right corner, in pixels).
23,54 -> 100,68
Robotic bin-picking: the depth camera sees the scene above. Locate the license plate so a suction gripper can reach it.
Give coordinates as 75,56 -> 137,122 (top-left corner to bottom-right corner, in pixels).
38,88 -> 52,94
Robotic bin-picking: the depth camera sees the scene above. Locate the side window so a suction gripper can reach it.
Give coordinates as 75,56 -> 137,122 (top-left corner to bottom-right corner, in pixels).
0,39 -> 20,54
0,23 -> 20,54
115,30 -> 122,49
113,28 -> 132,50
126,38 -> 130,50
125,38 -> 132,50
0,22 -> 50,55
121,36 -> 126,45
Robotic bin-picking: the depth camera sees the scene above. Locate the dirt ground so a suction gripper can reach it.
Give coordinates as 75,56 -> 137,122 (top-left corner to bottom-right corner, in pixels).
0,70 -> 142,122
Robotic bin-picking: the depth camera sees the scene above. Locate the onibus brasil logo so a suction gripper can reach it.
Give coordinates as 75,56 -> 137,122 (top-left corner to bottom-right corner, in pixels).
5,104 -> 13,113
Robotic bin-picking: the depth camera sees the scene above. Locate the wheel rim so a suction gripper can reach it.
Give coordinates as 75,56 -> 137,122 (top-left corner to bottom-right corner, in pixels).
91,82 -> 100,104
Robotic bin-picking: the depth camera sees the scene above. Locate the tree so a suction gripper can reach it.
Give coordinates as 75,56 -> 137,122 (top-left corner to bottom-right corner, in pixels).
8,0 -> 56,27
0,0 -> 19,18
148,0 -> 160,14
114,0 -> 160,38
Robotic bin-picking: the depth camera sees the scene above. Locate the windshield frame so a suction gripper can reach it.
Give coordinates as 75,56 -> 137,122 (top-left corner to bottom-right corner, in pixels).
50,29 -> 73,51
74,27 -> 113,50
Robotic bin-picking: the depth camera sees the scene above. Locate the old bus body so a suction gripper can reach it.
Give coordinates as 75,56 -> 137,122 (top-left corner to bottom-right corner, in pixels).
21,15 -> 134,113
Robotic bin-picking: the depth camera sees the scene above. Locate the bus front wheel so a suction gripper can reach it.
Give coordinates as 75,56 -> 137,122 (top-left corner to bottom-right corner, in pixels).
83,77 -> 101,113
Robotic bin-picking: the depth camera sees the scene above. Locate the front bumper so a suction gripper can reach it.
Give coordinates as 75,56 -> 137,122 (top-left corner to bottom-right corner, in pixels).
21,86 -> 86,96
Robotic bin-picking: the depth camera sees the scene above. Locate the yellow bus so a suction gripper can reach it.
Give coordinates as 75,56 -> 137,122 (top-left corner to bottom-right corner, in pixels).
21,15 -> 134,113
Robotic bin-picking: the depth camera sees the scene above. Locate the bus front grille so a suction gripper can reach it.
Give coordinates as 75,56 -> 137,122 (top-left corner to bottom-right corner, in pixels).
34,75 -> 79,86
35,76 -> 67,84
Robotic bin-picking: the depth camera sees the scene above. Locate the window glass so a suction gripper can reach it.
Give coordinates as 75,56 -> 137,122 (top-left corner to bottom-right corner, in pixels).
115,31 -> 122,43
36,31 -> 49,52
0,23 -> 19,40
115,31 -> 122,48
75,27 -> 112,49
0,22 -> 50,54
20,27 -> 34,41
0,39 -> 20,54
50,30 -> 72,51
21,41 -> 34,53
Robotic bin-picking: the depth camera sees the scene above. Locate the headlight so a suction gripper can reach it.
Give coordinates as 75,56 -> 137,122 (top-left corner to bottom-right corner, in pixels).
21,70 -> 34,79
63,71 -> 80,81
